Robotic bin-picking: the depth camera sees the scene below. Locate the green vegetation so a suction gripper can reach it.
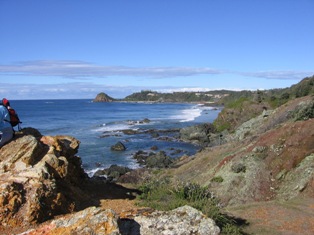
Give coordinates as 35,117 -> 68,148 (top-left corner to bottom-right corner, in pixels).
294,100 -> 314,121
137,179 -> 243,234
226,97 -> 250,109
211,176 -> 224,183
212,76 -> 314,132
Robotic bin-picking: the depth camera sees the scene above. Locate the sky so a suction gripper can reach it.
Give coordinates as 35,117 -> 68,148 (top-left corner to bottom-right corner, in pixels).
0,0 -> 314,100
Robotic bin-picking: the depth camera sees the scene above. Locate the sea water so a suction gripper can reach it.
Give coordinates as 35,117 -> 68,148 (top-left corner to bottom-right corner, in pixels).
11,100 -> 220,175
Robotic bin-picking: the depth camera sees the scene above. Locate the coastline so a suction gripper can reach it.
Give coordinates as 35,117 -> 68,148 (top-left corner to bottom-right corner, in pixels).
12,100 -> 221,176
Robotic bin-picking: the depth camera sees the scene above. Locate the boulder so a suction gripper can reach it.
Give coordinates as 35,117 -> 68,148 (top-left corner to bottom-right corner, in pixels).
180,123 -> 215,146
93,164 -> 131,181
20,207 -> 120,235
146,151 -> 173,168
133,205 -> 220,235
110,141 -> 126,151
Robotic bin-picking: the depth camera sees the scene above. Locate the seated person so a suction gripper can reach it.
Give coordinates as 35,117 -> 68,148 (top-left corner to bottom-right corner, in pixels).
0,104 -> 14,147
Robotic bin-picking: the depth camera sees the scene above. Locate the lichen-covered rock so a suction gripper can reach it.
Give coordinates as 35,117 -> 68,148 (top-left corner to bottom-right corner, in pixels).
134,205 -> 220,235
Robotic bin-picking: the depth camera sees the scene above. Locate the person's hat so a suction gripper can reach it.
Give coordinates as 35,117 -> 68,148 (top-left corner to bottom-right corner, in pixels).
2,98 -> 10,107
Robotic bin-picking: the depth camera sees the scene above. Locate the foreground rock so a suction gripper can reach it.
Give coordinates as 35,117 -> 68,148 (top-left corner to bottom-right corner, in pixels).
20,205 -> 220,235
20,207 -> 120,235
0,128 -> 89,228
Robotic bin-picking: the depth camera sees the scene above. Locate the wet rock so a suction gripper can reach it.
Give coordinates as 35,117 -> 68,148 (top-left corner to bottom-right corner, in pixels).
180,123 -> 215,146
93,164 -> 132,181
151,145 -> 158,150
132,150 -> 174,168
110,141 -> 126,151
146,151 -> 173,168
127,118 -> 151,125
121,129 -> 138,135
132,150 -> 149,165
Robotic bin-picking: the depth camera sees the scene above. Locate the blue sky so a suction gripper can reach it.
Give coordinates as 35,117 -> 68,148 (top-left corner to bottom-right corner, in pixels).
1,0 -> 313,99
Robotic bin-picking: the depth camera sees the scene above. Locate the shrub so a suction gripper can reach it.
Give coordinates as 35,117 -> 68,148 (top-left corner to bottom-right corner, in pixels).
211,176 -> 224,183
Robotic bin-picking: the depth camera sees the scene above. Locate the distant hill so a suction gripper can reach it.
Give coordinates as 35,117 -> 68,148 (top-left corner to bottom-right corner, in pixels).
123,90 -> 232,103
94,75 -> 314,106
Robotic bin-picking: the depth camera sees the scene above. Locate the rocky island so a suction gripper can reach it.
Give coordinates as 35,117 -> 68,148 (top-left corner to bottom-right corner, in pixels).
0,76 -> 313,234
93,92 -> 115,102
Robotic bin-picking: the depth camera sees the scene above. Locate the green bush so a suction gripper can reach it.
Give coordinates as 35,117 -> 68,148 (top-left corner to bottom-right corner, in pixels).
226,97 -> 249,109
211,176 -> 224,183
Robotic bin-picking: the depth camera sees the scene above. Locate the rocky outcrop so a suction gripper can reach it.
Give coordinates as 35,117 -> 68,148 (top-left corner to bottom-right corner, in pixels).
180,123 -> 215,146
93,92 -> 115,102
0,128 -> 89,228
20,205 -> 220,235
133,150 -> 174,168
180,123 -> 227,147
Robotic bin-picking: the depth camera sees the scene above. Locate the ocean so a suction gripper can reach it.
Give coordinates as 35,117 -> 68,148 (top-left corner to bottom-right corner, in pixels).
11,99 -> 220,176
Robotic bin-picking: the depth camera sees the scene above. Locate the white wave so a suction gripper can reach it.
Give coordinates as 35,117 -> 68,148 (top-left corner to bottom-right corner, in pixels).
170,105 -> 202,122
93,123 -> 132,132
85,159 -> 140,178
94,119 -> 153,133
85,167 -> 104,177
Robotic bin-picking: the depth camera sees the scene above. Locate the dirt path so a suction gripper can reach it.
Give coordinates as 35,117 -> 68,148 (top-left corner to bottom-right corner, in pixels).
227,197 -> 314,235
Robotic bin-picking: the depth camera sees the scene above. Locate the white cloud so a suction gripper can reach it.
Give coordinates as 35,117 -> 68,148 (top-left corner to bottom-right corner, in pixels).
0,60 -> 222,79
0,82 -> 143,100
1,60 -> 313,81
156,87 -> 243,93
239,71 -> 314,80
